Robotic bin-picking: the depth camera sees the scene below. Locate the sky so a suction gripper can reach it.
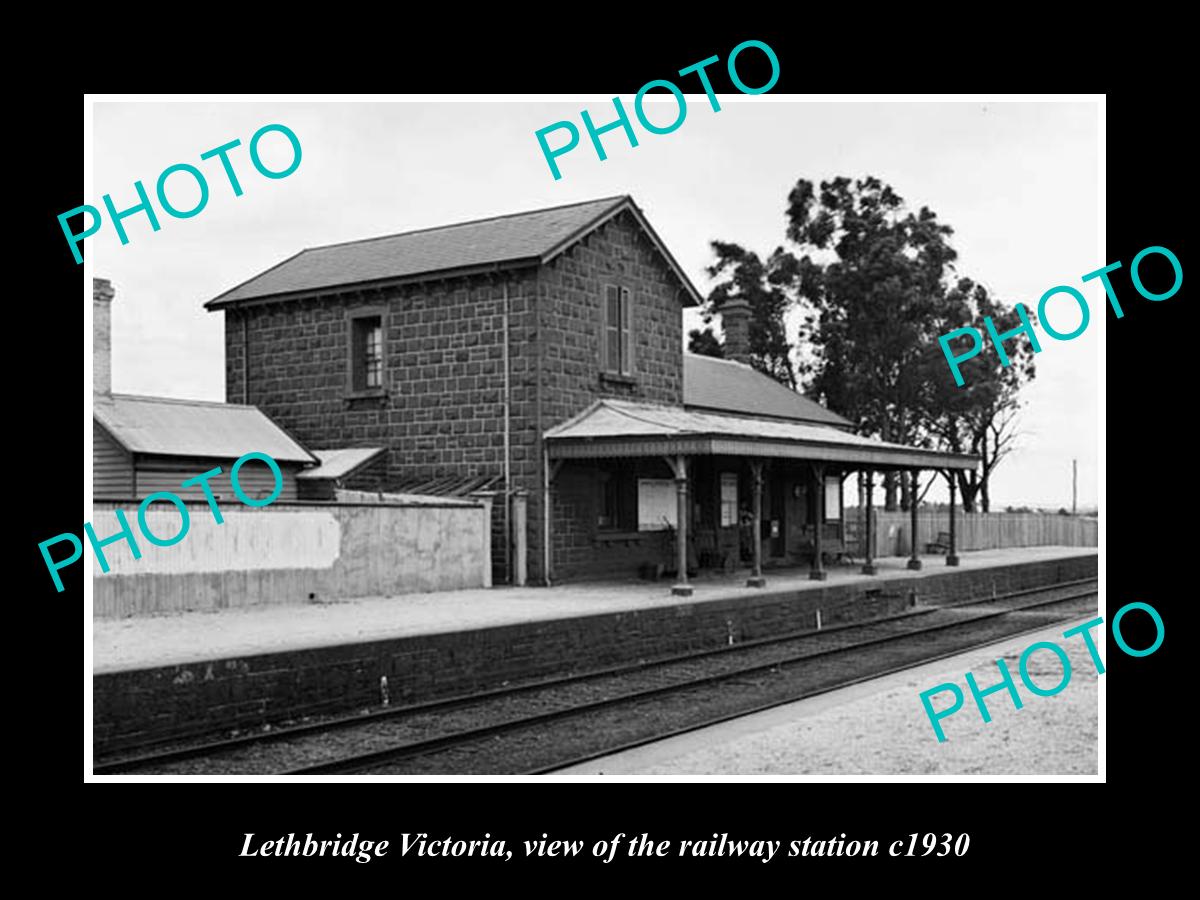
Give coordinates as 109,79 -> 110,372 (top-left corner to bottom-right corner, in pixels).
90,98 -> 1100,511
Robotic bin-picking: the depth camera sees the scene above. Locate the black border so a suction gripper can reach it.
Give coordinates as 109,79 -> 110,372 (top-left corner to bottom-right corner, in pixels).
25,28 -> 1183,886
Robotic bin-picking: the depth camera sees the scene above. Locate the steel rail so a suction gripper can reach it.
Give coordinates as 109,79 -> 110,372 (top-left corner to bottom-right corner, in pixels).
286,586 -> 1097,775
94,576 -> 1095,774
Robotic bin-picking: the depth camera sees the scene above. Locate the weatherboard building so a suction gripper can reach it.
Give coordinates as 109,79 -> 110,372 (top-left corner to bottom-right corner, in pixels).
205,196 -> 976,590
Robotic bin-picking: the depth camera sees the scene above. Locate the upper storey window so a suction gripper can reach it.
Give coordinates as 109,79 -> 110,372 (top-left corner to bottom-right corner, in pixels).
601,284 -> 634,377
348,308 -> 386,395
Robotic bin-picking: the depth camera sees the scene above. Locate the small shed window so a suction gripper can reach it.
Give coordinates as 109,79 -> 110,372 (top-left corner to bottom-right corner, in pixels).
601,284 -> 634,376
348,309 -> 386,393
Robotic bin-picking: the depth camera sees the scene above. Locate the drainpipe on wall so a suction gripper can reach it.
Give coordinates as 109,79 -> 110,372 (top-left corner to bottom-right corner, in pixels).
241,311 -> 249,405
543,445 -> 552,586
534,267 -> 550,587
512,489 -> 528,586
503,280 -> 512,583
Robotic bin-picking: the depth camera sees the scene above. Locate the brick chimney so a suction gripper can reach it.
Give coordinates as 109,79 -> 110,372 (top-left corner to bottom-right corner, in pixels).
93,278 -> 114,400
721,297 -> 752,365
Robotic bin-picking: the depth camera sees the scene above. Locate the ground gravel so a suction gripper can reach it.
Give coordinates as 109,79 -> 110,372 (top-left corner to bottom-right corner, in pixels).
565,620 -> 1100,775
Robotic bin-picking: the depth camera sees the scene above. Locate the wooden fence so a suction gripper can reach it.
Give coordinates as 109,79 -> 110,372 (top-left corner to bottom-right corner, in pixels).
847,511 -> 1098,558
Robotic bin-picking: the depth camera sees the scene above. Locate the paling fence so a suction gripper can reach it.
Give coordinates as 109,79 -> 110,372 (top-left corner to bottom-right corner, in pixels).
846,511 -> 1098,559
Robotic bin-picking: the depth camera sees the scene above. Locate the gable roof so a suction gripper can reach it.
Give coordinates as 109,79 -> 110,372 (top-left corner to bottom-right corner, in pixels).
206,195 -> 702,309
683,353 -> 853,429
545,399 -> 976,470
94,394 -> 317,465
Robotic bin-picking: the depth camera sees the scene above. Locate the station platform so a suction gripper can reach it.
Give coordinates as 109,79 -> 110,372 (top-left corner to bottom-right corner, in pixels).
94,546 -> 1094,673
92,546 -> 1097,756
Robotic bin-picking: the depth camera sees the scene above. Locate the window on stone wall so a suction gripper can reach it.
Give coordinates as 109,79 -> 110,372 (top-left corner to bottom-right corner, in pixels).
348,309 -> 385,394
601,284 -> 634,376
720,473 -> 739,527
597,469 -> 635,531
599,471 -> 616,529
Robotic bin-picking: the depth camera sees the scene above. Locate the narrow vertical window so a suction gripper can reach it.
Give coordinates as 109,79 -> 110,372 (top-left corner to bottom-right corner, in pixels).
364,320 -> 383,387
602,284 -> 634,375
598,467 -> 635,531
620,287 -> 634,375
598,471 -> 617,529
604,284 -> 621,373
348,310 -> 386,394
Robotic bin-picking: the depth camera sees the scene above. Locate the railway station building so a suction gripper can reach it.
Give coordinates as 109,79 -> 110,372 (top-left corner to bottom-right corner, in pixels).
205,195 -> 977,591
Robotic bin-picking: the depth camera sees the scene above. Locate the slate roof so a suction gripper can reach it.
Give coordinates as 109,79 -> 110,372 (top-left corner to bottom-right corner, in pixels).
683,353 -> 853,428
94,395 -> 316,465
545,399 -> 976,469
206,195 -> 702,308
295,447 -> 387,481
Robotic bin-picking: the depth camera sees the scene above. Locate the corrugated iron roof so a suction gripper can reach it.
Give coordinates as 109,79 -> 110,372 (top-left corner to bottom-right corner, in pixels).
334,488 -> 480,507
683,353 -> 853,428
206,195 -> 702,308
95,395 -> 316,464
295,447 -> 386,481
388,474 -> 504,497
545,399 -> 977,469
547,399 -> 874,444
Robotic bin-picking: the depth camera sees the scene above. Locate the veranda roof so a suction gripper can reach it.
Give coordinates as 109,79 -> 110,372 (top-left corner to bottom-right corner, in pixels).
544,400 -> 977,470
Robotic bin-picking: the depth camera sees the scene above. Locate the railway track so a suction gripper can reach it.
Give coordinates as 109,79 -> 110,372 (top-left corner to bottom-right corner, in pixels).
94,577 -> 1097,775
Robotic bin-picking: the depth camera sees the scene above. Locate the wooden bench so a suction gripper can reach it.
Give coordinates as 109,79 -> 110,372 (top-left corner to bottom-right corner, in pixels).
833,546 -> 857,566
797,537 -> 855,567
926,531 -> 953,553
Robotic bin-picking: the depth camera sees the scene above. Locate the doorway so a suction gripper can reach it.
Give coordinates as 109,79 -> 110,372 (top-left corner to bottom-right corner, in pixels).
764,469 -> 786,558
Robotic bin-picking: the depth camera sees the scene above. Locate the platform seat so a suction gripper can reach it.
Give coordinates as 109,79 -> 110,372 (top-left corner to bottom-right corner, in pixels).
926,531 -> 953,553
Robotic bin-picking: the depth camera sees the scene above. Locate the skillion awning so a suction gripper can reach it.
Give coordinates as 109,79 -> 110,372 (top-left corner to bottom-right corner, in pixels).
544,400 -> 978,470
